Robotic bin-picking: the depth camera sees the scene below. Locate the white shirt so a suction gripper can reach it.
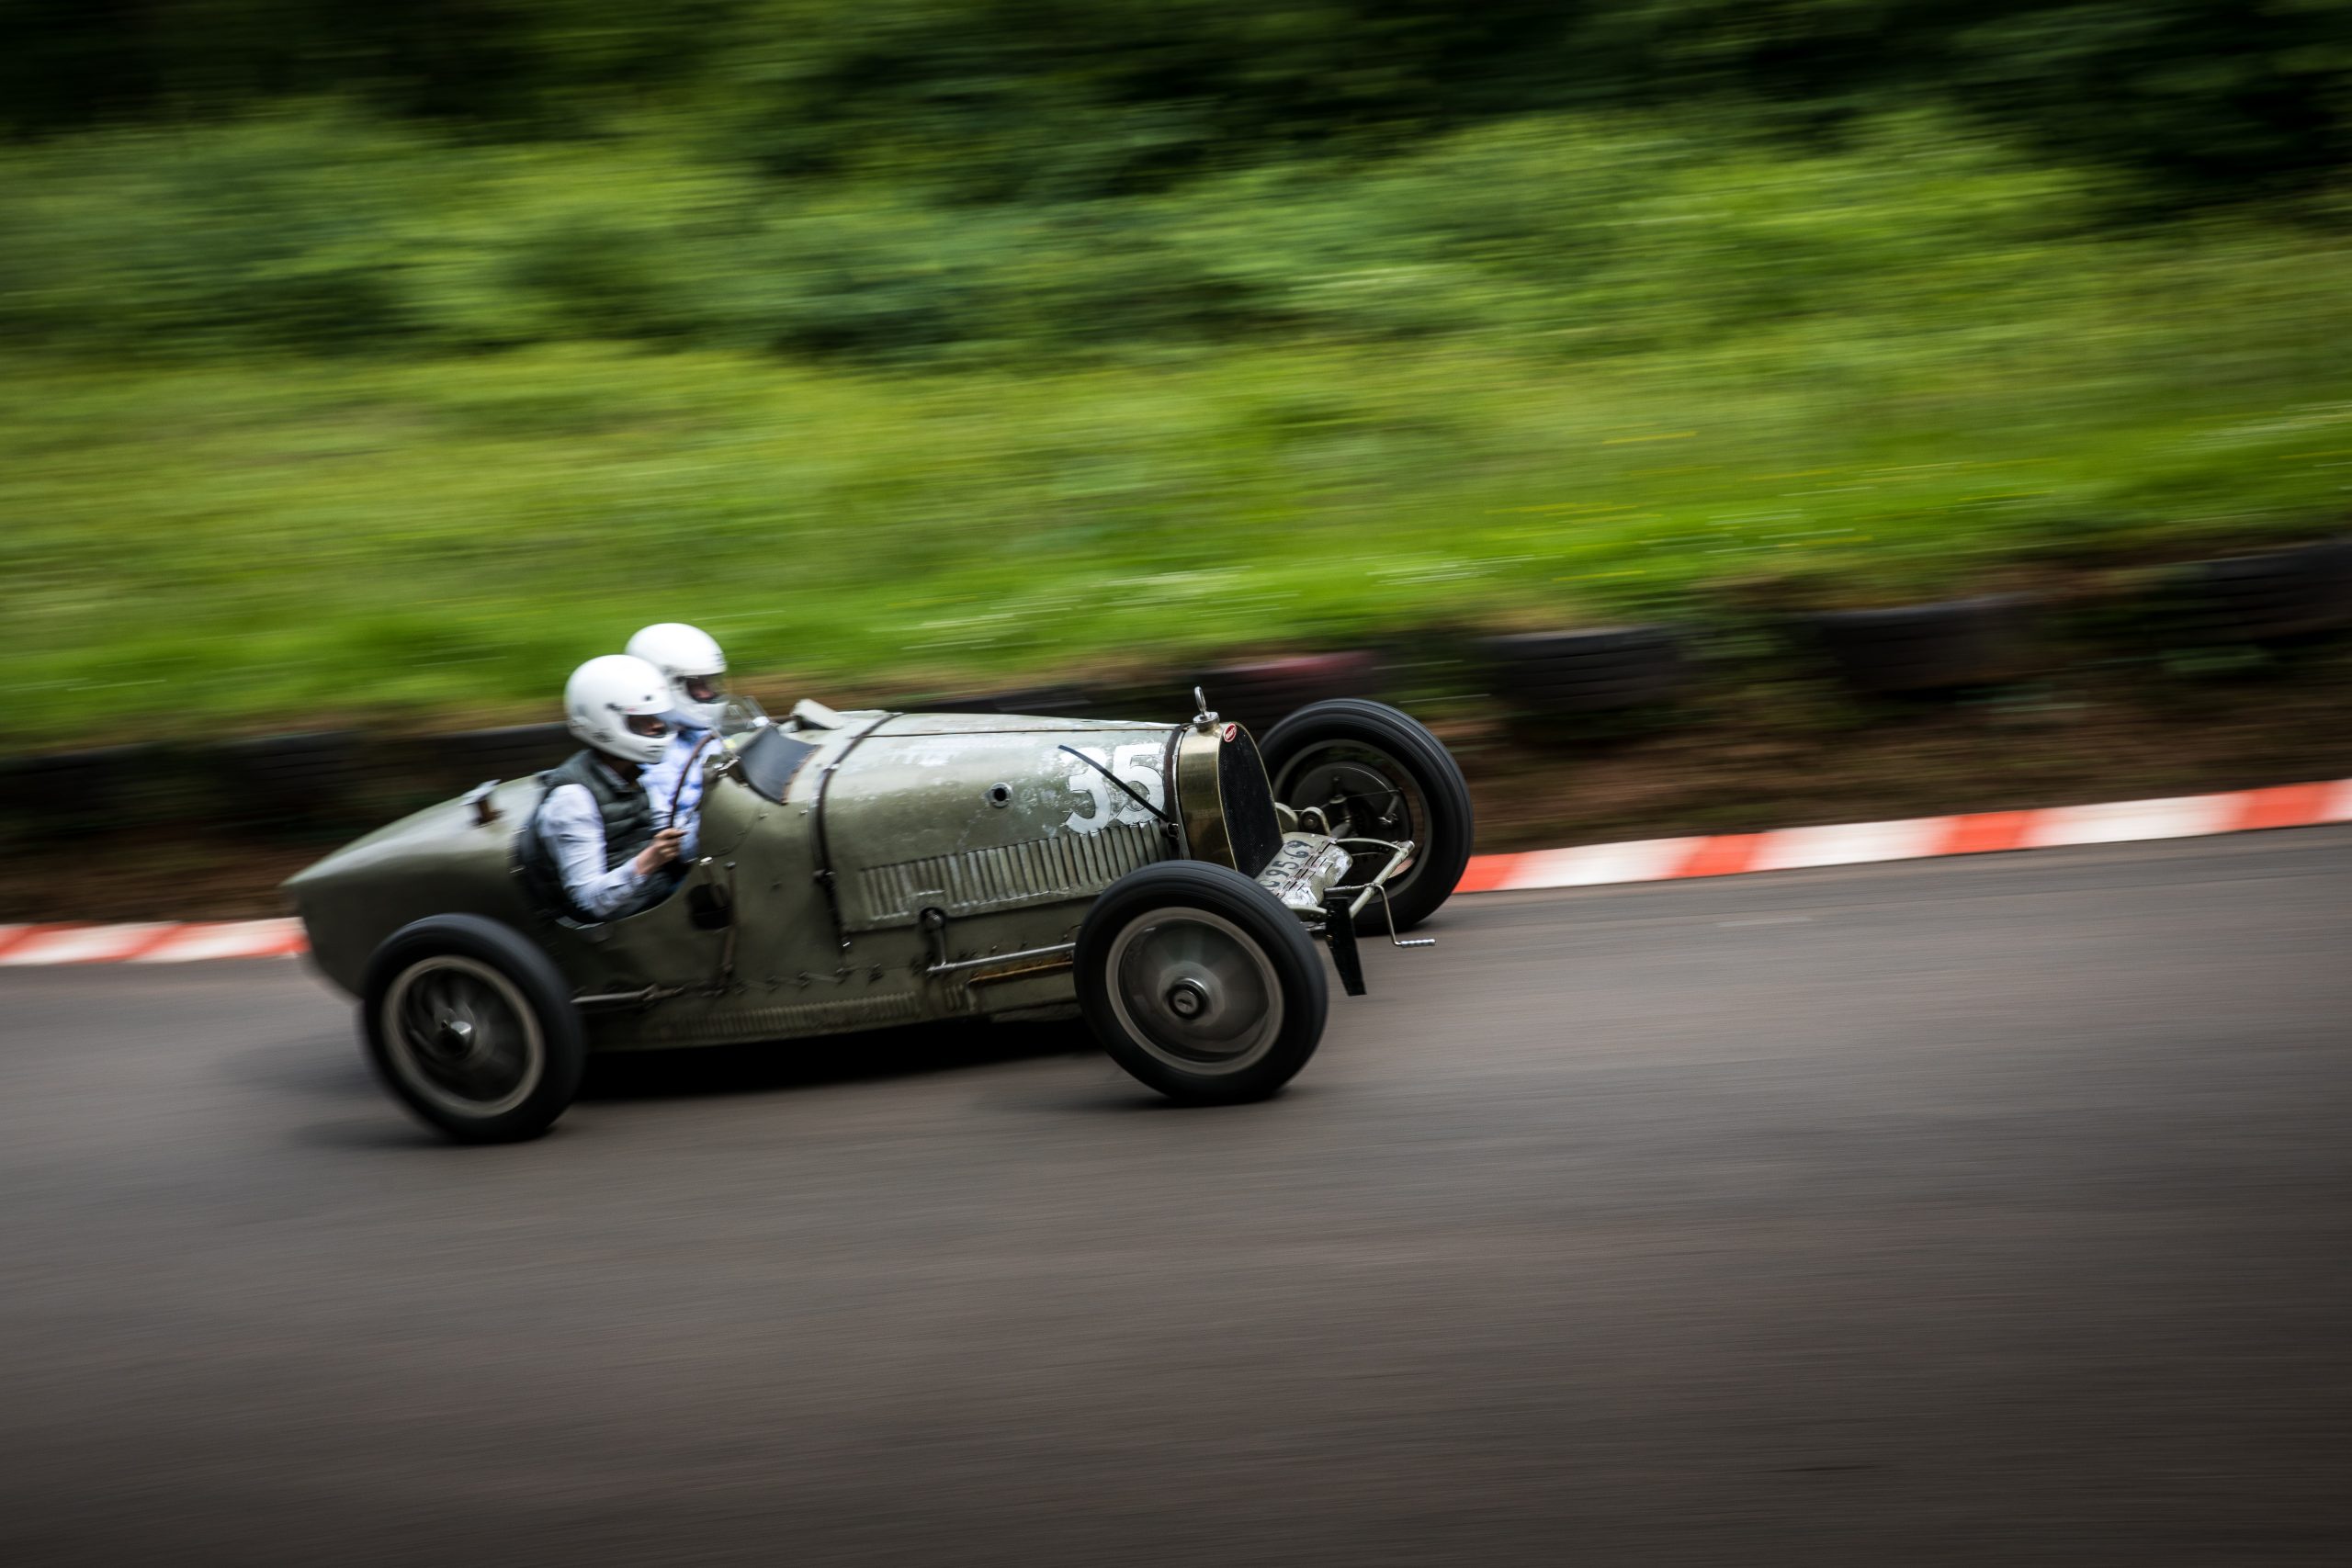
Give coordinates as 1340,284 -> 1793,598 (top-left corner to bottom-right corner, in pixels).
537,775 -> 655,919
640,727 -> 712,859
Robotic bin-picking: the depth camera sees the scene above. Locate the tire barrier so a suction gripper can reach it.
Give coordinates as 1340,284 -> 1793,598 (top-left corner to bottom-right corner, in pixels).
2162,536 -> 2352,645
1791,593 -> 2041,695
1475,626 -> 1690,722
906,683 -> 1098,718
1179,651 -> 1388,735
0,743 -> 168,836
422,723 -> 574,794
6,531 -> 2351,839
207,731 -> 369,828
0,729 -> 570,844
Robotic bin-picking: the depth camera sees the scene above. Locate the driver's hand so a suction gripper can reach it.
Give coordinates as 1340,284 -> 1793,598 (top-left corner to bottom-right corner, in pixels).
633,828 -> 686,875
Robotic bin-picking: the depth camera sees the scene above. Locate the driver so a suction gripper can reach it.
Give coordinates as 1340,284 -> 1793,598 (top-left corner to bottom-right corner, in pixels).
523,654 -> 686,920
628,622 -> 730,858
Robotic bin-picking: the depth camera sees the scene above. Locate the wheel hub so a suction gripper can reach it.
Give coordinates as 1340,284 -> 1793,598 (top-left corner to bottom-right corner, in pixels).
1164,977 -> 1211,1020
1105,908 -> 1283,1075
381,956 -> 545,1119
1279,743 -> 1429,885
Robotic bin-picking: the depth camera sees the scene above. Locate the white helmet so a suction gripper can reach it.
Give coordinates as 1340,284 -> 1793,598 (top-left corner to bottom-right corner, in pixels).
564,654 -> 673,767
625,622 -> 729,732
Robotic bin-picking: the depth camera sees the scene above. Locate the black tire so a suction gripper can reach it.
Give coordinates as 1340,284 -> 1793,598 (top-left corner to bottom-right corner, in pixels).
1476,627 -> 1690,716
1490,671 -> 1688,711
1793,594 -> 2039,694
1076,862 -> 1329,1105
0,743 -> 156,833
916,683 -> 1098,717
2168,536 -> 2352,642
209,730 -> 368,831
359,914 -> 586,1144
1258,698 -> 1474,932
968,684 -> 1097,717
1478,624 -> 1684,662
1187,651 -> 1385,734
416,723 -> 573,795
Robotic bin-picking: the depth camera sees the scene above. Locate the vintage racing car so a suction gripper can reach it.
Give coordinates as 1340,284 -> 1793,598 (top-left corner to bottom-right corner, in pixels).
287,692 -> 1474,1141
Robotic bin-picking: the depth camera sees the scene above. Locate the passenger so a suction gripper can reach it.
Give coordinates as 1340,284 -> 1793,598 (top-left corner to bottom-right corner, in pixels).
628,622 -> 730,857
523,654 -> 685,921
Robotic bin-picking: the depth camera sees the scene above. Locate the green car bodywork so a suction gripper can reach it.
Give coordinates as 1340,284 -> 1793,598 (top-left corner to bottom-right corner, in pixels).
288,699 -> 1400,1055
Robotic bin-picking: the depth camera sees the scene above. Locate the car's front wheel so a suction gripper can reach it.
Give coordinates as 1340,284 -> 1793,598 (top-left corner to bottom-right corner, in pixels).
360,915 -> 585,1143
1258,698 -> 1474,932
1077,862 -> 1329,1104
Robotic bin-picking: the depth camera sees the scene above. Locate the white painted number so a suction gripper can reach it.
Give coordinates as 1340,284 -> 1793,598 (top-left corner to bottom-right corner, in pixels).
1062,744 -> 1167,835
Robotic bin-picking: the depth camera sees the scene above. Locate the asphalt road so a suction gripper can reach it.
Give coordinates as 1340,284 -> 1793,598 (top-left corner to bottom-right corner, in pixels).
3,829 -> 2347,1566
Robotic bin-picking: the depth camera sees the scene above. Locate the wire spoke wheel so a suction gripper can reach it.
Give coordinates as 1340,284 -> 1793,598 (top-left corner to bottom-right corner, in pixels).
1260,700 -> 1474,933
379,954 -> 546,1122
1272,739 -> 1430,891
1106,907 -> 1285,1076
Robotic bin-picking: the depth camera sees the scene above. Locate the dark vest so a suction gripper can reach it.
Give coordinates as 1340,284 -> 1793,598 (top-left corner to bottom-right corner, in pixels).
516,750 -> 657,921
537,749 -> 656,869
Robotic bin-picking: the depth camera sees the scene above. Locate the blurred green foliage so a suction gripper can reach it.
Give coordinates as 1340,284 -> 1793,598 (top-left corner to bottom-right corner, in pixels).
3,3 -> 2351,746
6,1 -> 2351,198
0,108 -> 2121,359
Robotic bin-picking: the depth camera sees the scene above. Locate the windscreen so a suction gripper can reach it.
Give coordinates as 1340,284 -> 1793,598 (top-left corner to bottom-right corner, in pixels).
714,693 -> 772,737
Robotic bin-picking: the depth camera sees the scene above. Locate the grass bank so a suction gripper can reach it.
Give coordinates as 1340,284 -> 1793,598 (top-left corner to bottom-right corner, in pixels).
6,112 -> 2352,750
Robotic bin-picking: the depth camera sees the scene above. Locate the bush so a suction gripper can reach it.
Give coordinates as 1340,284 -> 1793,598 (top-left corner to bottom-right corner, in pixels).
5,94 -> 2351,748
0,107 -> 2117,363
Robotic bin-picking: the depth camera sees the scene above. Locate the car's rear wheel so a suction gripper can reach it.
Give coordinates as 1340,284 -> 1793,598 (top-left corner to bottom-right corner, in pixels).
1077,862 -> 1328,1104
360,915 -> 584,1144
1259,698 -> 1474,932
